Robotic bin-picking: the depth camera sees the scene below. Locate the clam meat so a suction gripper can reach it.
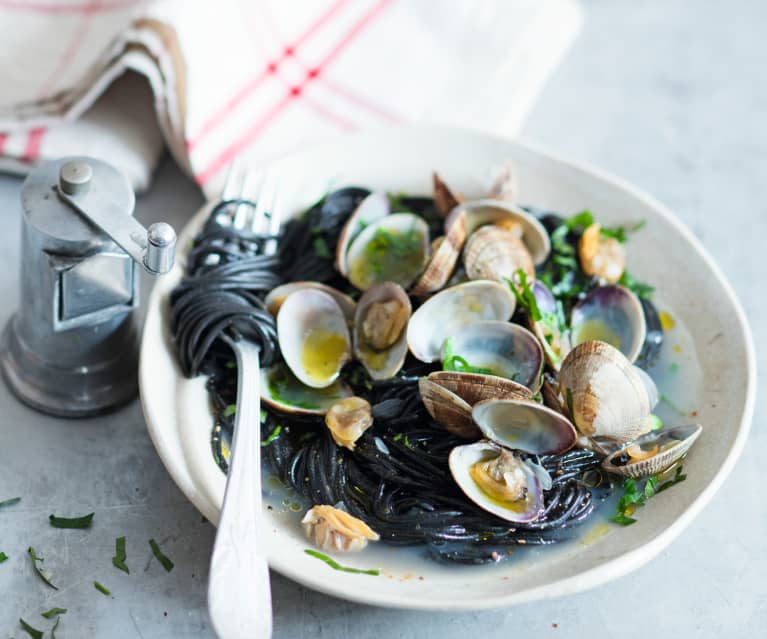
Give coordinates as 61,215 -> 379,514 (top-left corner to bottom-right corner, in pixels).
302,505 -> 380,552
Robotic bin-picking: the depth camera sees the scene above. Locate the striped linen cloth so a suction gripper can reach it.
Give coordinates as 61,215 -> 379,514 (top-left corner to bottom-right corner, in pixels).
0,0 -> 581,197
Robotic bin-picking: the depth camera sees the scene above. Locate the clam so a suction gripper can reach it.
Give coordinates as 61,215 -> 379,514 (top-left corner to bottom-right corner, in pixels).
260,363 -> 353,416
325,396 -> 374,451
302,505 -> 380,552
265,282 -> 356,322
276,289 -> 351,388
345,213 -> 430,291
418,377 -> 478,438
558,340 -> 653,443
578,223 -> 625,283
335,191 -> 390,276
407,281 -> 516,362
410,210 -> 467,296
570,285 -> 646,363
444,321 -> 544,392
449,442 -> 544,523
427,370 -> 532,405
353,282 -> 411,380
472,398 -> 577,455
487,160 -> 517,203
433,172 -> 462,217
463,225 -> 535,283
444,199 -> 550,265
602,424 -> 702,479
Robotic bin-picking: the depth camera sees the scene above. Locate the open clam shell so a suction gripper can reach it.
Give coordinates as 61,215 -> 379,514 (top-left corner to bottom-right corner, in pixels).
558,340 -> 653,443
335,191 -> 391,276
570,284 -> 646,363
529,280 -> 569,370
449,442 -> 544,524
265,282 -> 357,323
472,398 -> 577,455
407,280 -> 516,362
444,199 -> 550,265
276,289 -> 351,388
418,377 -> 479,438
445,321 -> 544,392
353,282 -> 411,380
260,364 -> 354,416
427,371 -> 532,405
345,213 -> 430,291
602,424 -> 702,479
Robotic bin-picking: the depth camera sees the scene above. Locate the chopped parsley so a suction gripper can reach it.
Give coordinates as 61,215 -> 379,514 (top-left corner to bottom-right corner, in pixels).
27,546 -> 57,590
52,616 -> 61,639
223,404 -> 237,418
506,269 -> 542,322
312,235 -> 332,258
112,536 -> 129,574
611,466 -> 687,526
19,618 -> 44,639
393,433 -> 413,448
619,270 -> 655,299
94,581 -> 111,596
49,512 -> 94,529
442,337 -> 494,375
261,424 -> 282,447
304,549 -> 380,575
41,608 -> 67,620
149,538 -> 174,572
649,414 -> 664,431
0,551 -> 7,563
386,191 -> 415,213
0,496 -> 21,508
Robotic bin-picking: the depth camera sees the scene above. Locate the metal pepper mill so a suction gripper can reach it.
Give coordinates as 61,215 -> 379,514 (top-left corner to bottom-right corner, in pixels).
0,157 -> 177,417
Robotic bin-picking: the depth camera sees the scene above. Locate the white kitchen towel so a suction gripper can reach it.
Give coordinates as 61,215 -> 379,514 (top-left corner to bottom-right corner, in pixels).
0,0 -> 582,197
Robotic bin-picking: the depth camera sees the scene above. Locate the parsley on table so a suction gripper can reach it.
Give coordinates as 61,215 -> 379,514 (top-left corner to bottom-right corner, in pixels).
27,546 -> 57,590
19,617 -> 44,639
49,512 -> 94,529
112,536 -> 129,574
149,538 -> 174,572
94,581 -> 111,596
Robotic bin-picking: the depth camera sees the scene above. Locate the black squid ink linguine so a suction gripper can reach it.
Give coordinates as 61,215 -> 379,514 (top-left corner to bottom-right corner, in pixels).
170,171 -> 698,565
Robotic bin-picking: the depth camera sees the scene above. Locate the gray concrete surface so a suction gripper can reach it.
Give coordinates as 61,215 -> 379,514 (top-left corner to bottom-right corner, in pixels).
1,1 -> 764,637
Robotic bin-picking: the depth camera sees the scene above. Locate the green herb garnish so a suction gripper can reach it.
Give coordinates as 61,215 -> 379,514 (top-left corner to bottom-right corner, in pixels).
52,616 -> 61,639
27,546 -> 57,590
94,581 -> 111,596
149,539 -> 174,572
505,269 -> 542,322
223,404 -> 237,418
619,270 -> 655,299
19,618 -> 44,639
41,608 -> 67,620
261,424 -> 282,447
442,337 -> 494,375
668,362 -> 679,374
649,414 -> 664,431
112,536 -> 129,573
564,210 -> 595,230
0,551 -> 7,563
386,191 -> 415,213
304,549 -> 380,575
49,512 -> 94,529
0,496 -> 21,508
599,219 -> 646,244
312,235 -> 332,258
393,433 -> 413,448
611,467 -> 687,525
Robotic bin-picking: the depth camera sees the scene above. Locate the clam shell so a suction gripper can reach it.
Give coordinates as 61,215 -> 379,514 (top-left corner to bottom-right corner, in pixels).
410,210 -> 467,296
276,289 -> 351,388
444,199 -> 550,265
472,398 -> 577,455
570,285 -> 647,363
530,280 -> 569,371
260,364 -> 353,416
418,378 -> 479,438
558,340 -> 652,442
427,371 -> 532,406
265,282 -> 356,322
446,321 -> 544,391
335,191 -> 390,276
487,160 -> 517,203
463,225 -> 535,283
345,213 -> 430,291
602,424 -> 702,479
433,172 -> 462,217
353,282 -> 411,380
448,442 -> 544,523
407,280 -> 516,362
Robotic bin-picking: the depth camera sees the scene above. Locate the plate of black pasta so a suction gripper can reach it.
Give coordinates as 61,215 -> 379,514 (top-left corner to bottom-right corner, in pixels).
140,125 -> 755,609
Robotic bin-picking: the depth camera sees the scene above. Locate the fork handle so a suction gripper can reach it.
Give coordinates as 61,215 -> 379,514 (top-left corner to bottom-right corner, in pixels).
208,339 -> 272,639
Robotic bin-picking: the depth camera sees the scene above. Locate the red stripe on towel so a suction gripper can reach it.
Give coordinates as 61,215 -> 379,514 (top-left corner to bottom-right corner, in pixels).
0,0 -> 137,14
21,128 -> 46,163
186,0 -> 349,152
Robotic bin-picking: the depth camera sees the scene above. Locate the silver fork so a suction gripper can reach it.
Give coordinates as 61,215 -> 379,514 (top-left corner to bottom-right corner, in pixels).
207,163 -> 281,639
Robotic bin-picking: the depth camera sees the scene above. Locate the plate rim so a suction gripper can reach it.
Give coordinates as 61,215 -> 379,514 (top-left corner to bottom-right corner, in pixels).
139,124 -> 756,610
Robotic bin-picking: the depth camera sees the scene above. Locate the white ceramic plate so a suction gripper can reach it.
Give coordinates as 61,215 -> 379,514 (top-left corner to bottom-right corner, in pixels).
139,126 -> 755,610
